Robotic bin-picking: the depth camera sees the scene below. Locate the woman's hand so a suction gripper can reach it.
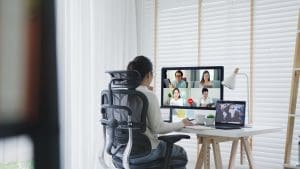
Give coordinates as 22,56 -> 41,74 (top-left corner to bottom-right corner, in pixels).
182,118 -> 194,127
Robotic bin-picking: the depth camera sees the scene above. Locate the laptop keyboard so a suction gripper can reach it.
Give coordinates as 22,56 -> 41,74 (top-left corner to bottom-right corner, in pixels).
215,125 -> 241,129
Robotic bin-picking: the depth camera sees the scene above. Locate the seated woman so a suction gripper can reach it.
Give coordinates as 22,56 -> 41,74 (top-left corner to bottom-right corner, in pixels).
199,70 -> 213,88
127,56 -> 192,167
199,88 -> 213,107
170,88 -> 184,106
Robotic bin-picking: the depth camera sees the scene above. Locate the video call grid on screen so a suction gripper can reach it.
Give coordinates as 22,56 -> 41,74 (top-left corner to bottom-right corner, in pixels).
161,66 -> 224,110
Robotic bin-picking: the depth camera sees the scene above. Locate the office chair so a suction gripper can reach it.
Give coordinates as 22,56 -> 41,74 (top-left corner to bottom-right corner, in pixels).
100,70 -> 190,169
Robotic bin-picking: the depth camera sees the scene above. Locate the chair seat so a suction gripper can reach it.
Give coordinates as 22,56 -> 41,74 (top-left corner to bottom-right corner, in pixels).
112,155 -> 187,169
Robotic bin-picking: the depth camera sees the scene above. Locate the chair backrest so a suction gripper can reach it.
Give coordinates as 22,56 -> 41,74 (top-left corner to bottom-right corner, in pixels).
182,77 -> 188,88
101,70 -> 152,159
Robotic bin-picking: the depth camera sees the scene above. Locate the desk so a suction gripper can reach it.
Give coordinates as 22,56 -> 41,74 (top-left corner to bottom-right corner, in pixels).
179,126 -> 281,169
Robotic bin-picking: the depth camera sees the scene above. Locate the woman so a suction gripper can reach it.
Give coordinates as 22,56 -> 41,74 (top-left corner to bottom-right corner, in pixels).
200,70 -> 213,88
127,56 -> 193,167
170,88 -> 184,106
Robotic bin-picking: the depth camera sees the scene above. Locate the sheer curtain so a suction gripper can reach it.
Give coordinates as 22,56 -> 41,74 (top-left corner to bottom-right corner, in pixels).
56,0 -> 138,168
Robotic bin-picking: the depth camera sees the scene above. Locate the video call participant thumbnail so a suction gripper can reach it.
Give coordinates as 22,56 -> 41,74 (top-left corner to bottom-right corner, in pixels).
170,88 -> 184,106
170,70 -> 187,88
199,87 -> 213,107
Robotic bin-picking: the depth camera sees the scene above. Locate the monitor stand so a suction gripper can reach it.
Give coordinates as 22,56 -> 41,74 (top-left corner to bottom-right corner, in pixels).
163,108 -> 173,122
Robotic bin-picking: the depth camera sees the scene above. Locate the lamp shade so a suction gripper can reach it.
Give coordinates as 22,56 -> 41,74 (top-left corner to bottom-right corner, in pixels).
222,68 -> 239,90
222,73 -> 236,90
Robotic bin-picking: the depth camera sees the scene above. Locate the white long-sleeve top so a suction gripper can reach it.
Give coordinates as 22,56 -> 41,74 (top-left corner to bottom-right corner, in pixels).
136,85 -> 185,149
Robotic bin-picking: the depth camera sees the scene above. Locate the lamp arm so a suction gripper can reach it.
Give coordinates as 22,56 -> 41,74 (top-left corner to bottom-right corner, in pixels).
238,73 -> 250,125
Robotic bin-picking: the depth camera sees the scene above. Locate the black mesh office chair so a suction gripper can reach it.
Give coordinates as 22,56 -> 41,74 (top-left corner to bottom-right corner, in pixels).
100,70 -> 190,169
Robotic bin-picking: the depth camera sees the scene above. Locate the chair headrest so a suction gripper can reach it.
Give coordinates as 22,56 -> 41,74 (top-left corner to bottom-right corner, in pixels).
106,70 -> 142,89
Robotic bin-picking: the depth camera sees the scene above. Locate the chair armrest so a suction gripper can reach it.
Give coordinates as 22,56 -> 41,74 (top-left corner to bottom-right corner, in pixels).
158,134 -> 190,169
158,134 -> 190,144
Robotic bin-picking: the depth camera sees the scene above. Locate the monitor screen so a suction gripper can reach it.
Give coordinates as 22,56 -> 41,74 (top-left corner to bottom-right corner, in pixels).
215,100 -> 246,126
161,66 -> 224,110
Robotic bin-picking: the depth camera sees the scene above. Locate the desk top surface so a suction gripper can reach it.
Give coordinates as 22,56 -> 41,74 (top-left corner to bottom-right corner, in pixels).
179,125 -> 282,138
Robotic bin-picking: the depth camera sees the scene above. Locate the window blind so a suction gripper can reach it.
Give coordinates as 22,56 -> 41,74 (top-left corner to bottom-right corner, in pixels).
253,0 -> 299,168
200,0 -> 251,166
155,1 -> 199,168
155,0 -> 198,98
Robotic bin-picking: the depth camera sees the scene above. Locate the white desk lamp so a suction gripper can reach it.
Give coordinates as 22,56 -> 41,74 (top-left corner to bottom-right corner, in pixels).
222,68 -> 251,126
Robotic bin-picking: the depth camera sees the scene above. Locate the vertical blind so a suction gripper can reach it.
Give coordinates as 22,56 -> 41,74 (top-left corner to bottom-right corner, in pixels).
140,0 -> 300,168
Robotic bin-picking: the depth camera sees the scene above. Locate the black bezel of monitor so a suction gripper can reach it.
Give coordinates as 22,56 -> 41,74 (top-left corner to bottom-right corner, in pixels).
160,66 -> 224,110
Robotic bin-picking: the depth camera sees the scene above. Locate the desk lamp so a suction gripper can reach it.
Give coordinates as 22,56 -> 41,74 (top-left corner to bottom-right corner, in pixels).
222,68 -> 251,126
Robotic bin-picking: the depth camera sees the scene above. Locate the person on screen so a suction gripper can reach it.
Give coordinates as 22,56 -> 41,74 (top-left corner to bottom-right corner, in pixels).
200,70 -> 213,88
170,88 -> 184,106
215,104 -> 230,122
199,88 -> 213,107
170,70 -> 187,88
228,104 -> 240,122
127,55 -> 192,166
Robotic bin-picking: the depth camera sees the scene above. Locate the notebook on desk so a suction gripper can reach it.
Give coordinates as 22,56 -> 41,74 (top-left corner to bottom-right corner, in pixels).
214,100 -> 246,130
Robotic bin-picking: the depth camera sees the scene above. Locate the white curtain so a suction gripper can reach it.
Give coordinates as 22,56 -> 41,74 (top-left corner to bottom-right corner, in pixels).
56,0 -> 138,168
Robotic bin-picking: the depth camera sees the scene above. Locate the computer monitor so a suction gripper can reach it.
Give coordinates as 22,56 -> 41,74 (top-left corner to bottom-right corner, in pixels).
161,66 -> 224,110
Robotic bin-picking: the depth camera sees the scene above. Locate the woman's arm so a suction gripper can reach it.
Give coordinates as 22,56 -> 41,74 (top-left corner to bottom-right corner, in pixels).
146,92 -> 185,134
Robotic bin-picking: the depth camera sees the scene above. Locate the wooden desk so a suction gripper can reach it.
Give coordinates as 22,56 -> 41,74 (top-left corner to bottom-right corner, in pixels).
179,126 -> 281,169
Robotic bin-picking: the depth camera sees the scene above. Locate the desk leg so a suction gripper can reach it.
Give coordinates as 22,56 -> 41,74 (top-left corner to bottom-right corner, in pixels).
212,140 -> 222,169
197,136 -> 201,156
228,139 -> 239,169
195,139 -> 205,169
241,137 -> 254,169
195,138 -> 210,169
203,139 -> 210,169
240,139 -> 244,165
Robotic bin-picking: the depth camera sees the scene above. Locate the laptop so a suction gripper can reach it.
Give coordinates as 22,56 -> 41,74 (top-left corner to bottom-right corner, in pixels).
214,100 -> 246,129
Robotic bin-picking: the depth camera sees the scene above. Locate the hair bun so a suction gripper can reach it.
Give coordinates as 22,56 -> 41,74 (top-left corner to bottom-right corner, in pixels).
126,56 -> 153,81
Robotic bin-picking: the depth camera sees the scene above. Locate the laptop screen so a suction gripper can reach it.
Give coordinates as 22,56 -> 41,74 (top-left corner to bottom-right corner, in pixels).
215,100 -> 246,126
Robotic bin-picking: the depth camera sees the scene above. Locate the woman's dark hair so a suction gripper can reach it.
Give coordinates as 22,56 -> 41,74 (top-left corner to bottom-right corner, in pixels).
202,87 -> 208,94
127,56 -> 153,80
172,88 -> 181,98
200,70 -> 210,84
